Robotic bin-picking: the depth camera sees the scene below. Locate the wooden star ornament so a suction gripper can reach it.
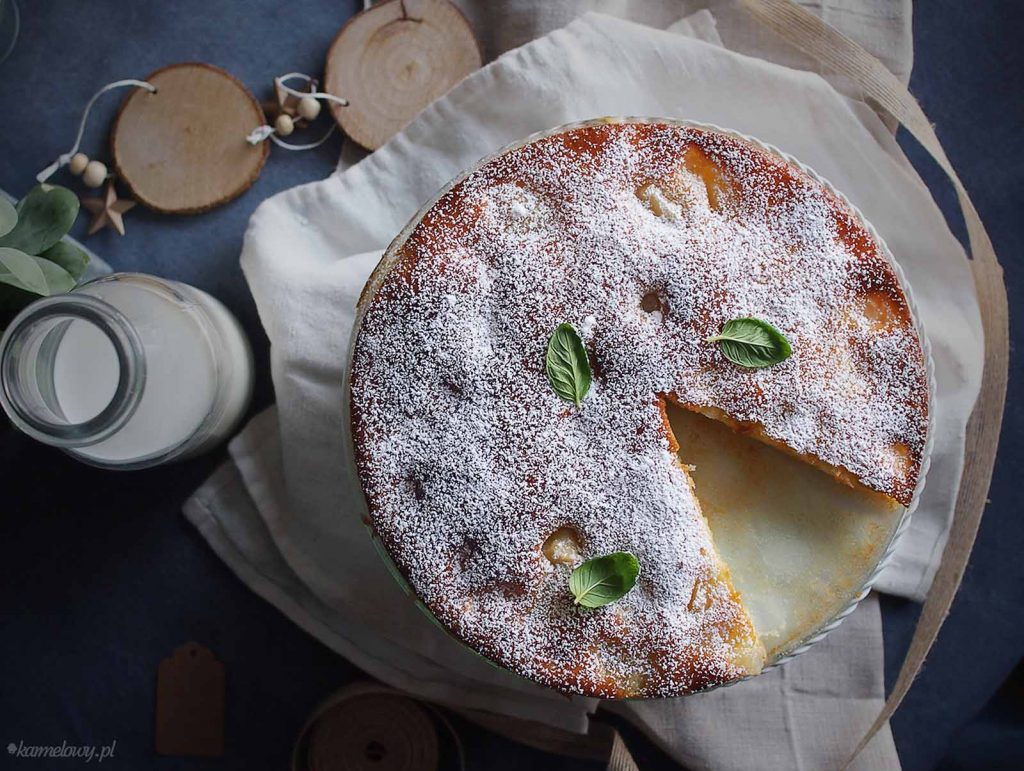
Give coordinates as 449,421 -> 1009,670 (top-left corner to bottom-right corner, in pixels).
81,181 -> 136,236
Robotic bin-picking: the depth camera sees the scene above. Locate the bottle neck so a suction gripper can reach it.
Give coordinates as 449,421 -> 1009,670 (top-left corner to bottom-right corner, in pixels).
0,294 -> 146,447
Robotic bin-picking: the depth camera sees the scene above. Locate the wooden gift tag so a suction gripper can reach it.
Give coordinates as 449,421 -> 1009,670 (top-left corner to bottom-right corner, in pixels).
155,642 -> 225,757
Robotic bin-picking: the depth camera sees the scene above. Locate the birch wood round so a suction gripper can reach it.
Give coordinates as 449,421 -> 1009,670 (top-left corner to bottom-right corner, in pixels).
290,682 -> 442,771
324,0 -> 482,151
110,63 -> 269,215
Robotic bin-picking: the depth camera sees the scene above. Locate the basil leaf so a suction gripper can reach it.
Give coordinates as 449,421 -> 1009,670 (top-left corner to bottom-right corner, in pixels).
569,551 -> 639,608
39,240 -> 90,281
707,317 -> 792,369
0,198 -> 16,239
545,323 -> 592,407
0,246 -> 76,297
0,184 -> 80,255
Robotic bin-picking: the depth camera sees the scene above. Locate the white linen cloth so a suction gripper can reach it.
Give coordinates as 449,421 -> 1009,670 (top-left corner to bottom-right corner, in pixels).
454,0 -> 914,98
185,5 -> 983,769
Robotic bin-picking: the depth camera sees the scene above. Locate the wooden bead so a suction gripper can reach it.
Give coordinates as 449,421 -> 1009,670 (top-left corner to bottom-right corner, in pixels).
82,160 -> 108,188
297,96 -> 321,121
274,114 -> 295,137
68,153 -> 90,176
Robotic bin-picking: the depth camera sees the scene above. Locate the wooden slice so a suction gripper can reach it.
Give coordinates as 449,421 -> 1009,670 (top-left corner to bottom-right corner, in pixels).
324,0 -> 482,150
111,63 -> 269,214
306,694 -> 438,771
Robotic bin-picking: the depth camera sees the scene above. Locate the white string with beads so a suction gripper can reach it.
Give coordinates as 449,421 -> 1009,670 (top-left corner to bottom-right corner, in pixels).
246,73 -> 348,150
36,79 -> 157,183
38,72 -> 346,186
274,72 -> 350,107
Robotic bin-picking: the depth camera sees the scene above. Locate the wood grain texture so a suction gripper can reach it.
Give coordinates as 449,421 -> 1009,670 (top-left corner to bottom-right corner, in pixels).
111,63 -> 269,214
290,682 -> 439,771
324,0 -> 482,150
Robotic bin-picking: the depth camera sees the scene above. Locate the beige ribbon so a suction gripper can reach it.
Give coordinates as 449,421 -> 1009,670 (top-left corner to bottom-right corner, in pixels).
736,0 -> 1009,764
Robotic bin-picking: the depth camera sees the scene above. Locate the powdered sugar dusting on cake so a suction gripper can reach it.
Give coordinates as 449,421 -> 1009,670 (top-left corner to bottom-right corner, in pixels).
349,122 -> 928,697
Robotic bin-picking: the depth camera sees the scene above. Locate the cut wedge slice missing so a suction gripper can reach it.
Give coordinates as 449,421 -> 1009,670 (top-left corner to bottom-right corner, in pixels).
664,401 -> 904,660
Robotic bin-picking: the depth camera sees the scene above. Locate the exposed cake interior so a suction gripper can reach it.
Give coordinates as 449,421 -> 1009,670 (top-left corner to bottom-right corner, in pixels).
666,404 -> 903,657
349,121 -> 928,698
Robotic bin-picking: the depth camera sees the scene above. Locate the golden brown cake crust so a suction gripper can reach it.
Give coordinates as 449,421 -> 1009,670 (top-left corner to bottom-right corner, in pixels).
349,121 -> 928,697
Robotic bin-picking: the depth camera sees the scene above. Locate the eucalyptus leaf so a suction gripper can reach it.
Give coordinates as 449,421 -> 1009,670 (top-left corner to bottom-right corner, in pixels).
0,184 -> 80,255
0,246 -> 76,297
569,552 -> 639,609
707,317 -> 792,369
545,323 -> 592,407
33,258 -> 76,295
0,198 -> 16,239
39,240 -> 90,281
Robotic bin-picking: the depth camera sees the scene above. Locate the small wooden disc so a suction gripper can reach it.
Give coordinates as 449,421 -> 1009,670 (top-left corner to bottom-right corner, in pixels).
305,694 -> 438,771
325,0 -> 482,150
112,63 -> 269,214
155,643 -> 225,758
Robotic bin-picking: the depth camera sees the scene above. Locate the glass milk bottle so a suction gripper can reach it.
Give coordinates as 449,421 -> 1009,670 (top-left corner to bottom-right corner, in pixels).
0,273 -> 253,469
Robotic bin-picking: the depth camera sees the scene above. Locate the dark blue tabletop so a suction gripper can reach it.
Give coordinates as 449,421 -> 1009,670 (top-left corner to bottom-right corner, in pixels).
0,2 -> 1021,769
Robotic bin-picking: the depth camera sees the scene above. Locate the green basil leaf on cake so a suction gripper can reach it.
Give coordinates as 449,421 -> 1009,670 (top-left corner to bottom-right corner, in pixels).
0,247 -> 76,296
0,184 -> 80,255
569,552 -> 640,608
707,317 -> 792,369
545,322 -> 592,407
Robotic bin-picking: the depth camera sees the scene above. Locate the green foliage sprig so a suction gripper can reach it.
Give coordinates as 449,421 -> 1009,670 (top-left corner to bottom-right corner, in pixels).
0,185 -> 89,325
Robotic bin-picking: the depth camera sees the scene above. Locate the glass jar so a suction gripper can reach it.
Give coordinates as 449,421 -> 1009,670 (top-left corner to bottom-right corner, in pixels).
0,273 -> 253,469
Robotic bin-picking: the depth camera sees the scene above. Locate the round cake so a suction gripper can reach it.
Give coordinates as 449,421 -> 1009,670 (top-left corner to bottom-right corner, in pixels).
347,119 -> 929,698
